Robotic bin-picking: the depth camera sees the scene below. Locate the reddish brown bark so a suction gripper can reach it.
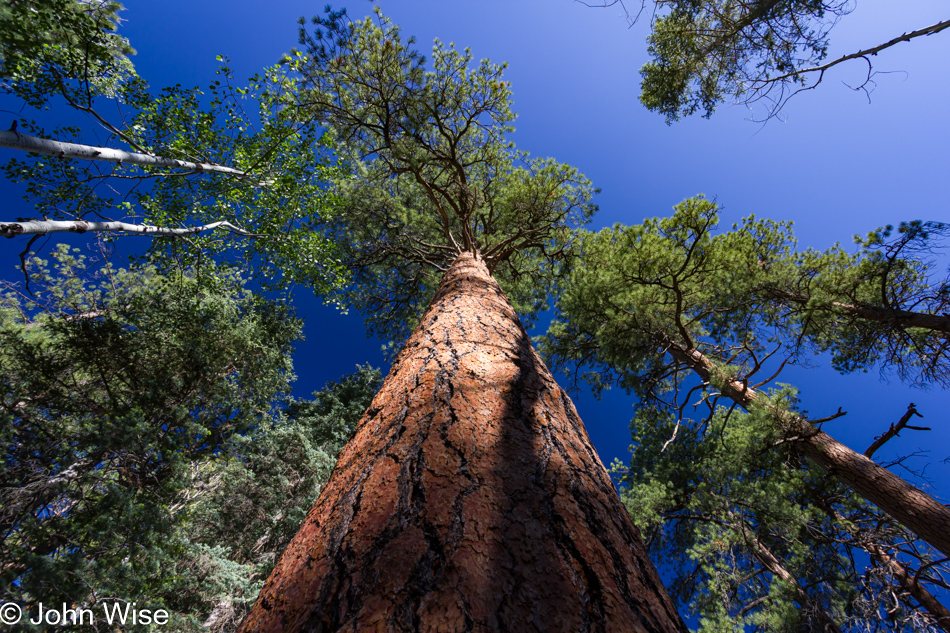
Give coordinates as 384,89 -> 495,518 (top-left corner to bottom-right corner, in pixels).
767,289 -> 950,335
829,510 -> 950,632
664,338 -> 950,560
238,253 -> 686,633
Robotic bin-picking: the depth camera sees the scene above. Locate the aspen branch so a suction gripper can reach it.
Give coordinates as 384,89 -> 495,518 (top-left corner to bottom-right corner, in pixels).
0,129 -> 273,186
1,219 -> 264,239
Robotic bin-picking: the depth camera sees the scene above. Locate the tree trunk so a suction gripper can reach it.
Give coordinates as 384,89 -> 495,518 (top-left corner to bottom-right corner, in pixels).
238,252 -> 685,633
729,512 -> 841,632
664,338 -> 950,560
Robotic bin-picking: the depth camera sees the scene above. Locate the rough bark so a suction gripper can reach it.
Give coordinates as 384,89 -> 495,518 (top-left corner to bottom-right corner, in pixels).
663,338 -> 950,560
238,252 -> 686,633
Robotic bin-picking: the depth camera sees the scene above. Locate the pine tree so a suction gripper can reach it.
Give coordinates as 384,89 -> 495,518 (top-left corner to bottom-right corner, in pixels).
543,198 -> 950,629
237,9 -> 686,631
0,246 -> 302,630
240,253 -> 684,632
611,0 -> 950,122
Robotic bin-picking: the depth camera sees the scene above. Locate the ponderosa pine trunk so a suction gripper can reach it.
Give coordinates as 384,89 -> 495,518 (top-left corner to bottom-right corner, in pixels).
665,338 -> 950,560
829,510 -> 950,631
237,252 -> 686,633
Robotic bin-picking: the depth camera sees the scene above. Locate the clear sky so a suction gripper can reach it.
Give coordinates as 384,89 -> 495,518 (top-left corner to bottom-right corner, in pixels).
2,0 -> 949,536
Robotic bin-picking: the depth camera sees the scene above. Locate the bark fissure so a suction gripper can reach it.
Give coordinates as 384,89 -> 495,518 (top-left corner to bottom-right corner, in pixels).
238,252 -> 686,632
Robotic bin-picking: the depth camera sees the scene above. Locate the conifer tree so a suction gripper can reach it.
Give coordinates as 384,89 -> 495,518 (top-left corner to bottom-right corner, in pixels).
236,9 -> 686,632
0,247 -> 385,629
0,246 -> 300,629
590,0 -> 950,121
543,198 -> 950,629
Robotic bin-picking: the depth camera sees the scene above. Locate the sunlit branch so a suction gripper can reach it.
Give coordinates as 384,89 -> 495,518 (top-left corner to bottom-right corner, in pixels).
1,219 -> 263,239
0,129 -> 272,186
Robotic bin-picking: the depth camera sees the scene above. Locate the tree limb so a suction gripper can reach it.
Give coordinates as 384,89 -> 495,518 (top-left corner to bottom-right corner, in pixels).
0,129 -> 271,185
661,334 -> 950,560
865,404 -> 928,459
769,288 -> 950,335
1,219 -> 264,239
759,19 -> 950,87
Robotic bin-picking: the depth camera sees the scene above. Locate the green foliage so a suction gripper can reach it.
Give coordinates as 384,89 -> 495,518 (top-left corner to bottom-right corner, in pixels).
543,197 -> 949,397
543,195 -> 794,399
0,246 -> 383,629
0,244 -> 301,629
297,7 -> 597,342
129,55 -> 347,294
638,1 -> 846,122
3,58 -> 347,295
544,200 -> 950,629
174,365 -> 382,631
1,2 -> 348,296
0,0 -> 135,106
782,220 -> 950,387
616,399 -> 943,631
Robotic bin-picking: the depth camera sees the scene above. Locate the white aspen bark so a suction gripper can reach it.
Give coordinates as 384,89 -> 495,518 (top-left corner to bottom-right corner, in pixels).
0,130 -> 270,184
0,219 -> 261,238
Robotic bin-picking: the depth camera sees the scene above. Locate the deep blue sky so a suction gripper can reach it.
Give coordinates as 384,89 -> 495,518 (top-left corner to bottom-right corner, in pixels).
2,0 -> 948,535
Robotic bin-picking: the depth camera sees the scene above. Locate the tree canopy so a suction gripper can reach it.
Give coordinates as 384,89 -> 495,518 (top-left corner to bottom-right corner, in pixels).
2,4 -> 948,631
294,7 -> 597,340
588,0 -> 950,122
0,0 -> 134,107
0,0 -> 346,295
617,402 -> 949,631
544,197 -> 949,396
542,198 -> 950,629
0,246 -> 382,629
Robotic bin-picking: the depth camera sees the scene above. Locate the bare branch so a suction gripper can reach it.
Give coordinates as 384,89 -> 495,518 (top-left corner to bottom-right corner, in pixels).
1,219 -> 264,239
865,404 -> 928,459
761,19 -> 950,88
0,129 -> 271,186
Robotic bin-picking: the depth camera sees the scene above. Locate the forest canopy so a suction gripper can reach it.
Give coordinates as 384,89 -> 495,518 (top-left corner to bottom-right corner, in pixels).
1,2 -> 948,631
